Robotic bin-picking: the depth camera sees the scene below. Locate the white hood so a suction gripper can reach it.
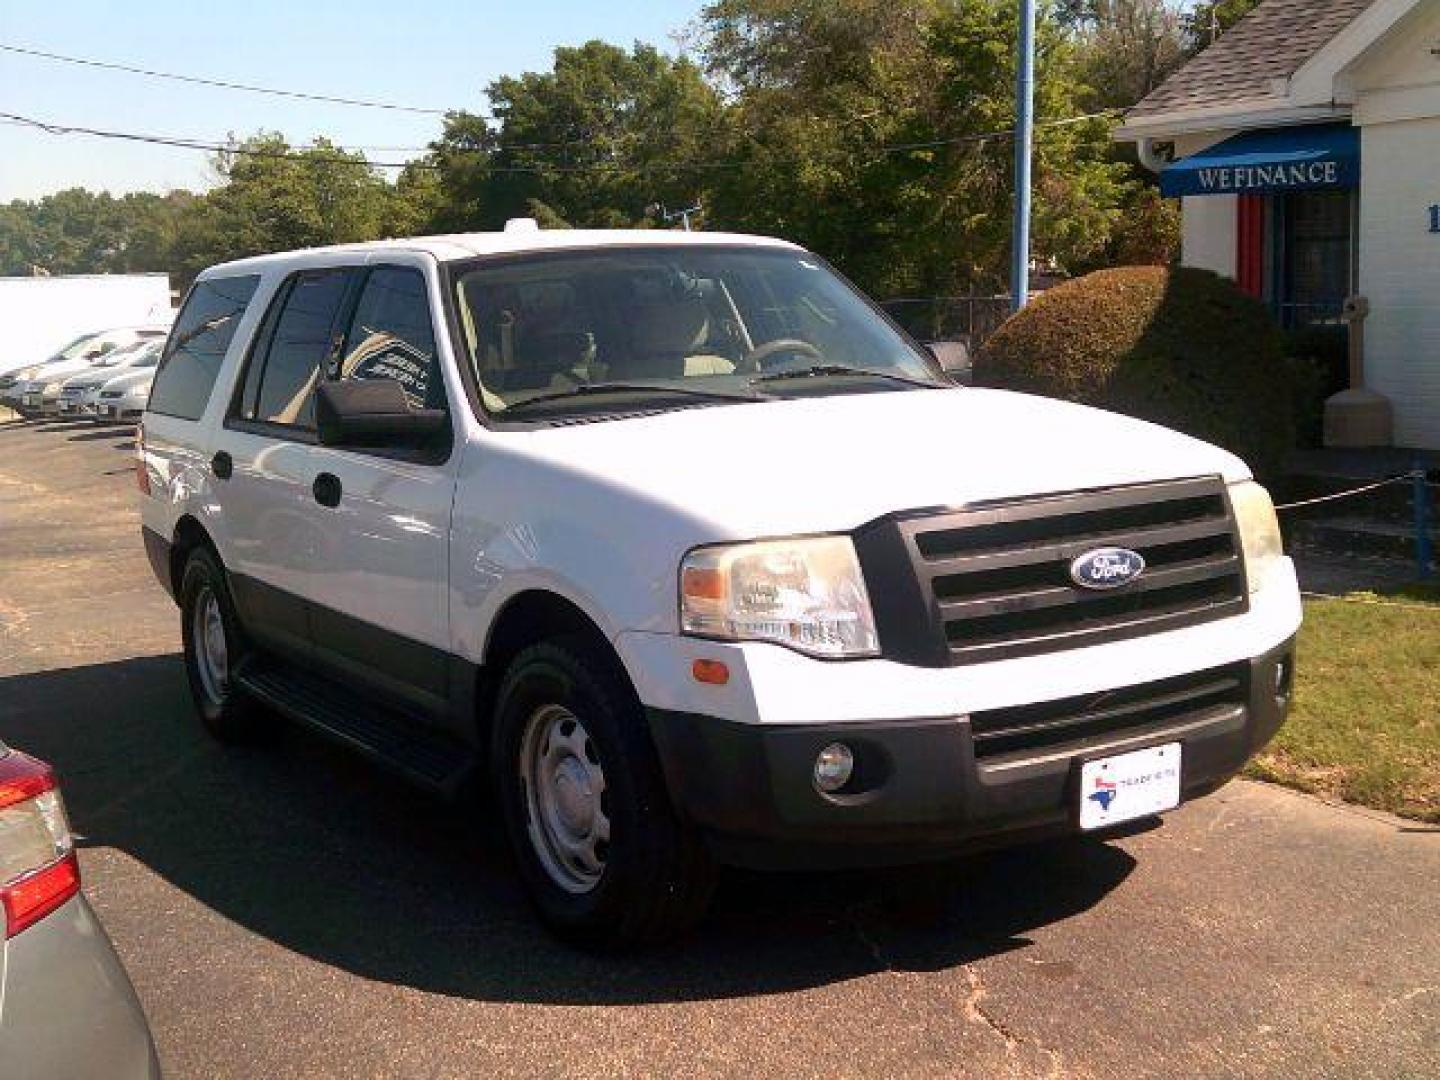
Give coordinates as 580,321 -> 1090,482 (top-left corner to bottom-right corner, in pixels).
508,387 -> 1252,538
24,357 -> 105,386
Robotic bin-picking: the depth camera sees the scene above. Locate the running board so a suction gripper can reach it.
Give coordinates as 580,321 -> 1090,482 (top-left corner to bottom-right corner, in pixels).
236,660 -> 476,796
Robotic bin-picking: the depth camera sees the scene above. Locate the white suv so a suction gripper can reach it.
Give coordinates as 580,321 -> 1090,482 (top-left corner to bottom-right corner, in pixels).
138,225 -> 1301,945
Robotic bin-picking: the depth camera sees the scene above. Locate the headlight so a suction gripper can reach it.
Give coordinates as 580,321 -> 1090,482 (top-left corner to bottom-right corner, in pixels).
680,536 -> 879,658
1230,481 -> 1283,593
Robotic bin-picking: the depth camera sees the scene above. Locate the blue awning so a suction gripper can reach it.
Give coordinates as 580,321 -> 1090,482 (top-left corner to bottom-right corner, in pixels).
1161,124 -> 1360,198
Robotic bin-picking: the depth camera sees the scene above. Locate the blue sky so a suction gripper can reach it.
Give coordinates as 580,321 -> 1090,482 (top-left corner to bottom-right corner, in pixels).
0,0 -> 703,200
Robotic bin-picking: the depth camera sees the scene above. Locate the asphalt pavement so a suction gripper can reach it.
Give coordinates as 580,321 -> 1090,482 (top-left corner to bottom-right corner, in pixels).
2,414 -> 1437,1079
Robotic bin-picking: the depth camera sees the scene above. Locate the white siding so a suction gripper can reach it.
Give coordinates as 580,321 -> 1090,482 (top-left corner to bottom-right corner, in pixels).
1181,194 -> 1238,279
1357,116 -> 1440,448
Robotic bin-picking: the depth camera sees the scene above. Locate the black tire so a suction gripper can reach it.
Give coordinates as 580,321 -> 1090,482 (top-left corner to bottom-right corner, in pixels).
492,637 -> 716,947
179,546 -> 269,743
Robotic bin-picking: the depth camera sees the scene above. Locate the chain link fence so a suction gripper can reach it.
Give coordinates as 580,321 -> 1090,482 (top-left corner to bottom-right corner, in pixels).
879,296 -> 1013,349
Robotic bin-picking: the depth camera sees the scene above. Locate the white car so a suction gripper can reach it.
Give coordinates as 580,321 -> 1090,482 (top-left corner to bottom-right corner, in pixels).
58,340 -> 164,419
1,332 -> 105,412
16,326 -> 169,417
139,225 -> 1301,946
93,359 -> 161,424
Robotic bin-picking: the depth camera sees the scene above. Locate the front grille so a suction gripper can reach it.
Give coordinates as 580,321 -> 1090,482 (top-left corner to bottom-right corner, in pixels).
969,662 -> 1248,760
853,477 -> 1248,666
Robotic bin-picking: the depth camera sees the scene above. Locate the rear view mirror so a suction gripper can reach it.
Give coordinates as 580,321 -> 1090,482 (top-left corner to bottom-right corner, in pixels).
315,379 -> 448,448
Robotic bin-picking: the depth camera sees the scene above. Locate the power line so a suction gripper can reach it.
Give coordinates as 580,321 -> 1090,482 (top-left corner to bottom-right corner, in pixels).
0,107 -> 1122,177
0,41 -> 456,116
0,111 -> 434,170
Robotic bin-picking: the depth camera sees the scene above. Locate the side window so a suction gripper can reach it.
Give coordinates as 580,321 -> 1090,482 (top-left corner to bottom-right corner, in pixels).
242,268 -> 354,429
149,275 -> 261,420
337,266 -> 444,409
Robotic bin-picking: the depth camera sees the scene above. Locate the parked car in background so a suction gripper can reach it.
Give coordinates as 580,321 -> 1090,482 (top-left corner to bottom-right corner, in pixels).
1,331 -> 96,382
0,743 -> 160,1077
16,325 -> 169,418
140,227 -> 1299,946
60,340 -> 164,419
95,356 -> 162,424
1,332 -> 110,412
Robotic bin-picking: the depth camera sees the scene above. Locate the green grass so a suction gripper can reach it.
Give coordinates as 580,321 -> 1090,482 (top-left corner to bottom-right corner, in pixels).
1246,582 -> 1440,822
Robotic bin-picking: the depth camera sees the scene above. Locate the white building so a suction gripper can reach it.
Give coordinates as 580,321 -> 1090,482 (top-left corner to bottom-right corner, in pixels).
1117,0 -> 1440,450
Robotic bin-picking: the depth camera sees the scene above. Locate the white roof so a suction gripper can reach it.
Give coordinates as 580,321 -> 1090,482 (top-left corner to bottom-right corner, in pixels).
200,228 -> 803,278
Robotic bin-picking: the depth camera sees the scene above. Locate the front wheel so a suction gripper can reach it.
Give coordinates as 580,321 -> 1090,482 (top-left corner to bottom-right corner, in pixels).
492,638 -> 715,947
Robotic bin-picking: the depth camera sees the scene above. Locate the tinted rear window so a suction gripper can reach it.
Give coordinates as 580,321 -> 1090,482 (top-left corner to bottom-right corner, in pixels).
149,275 -> 261,420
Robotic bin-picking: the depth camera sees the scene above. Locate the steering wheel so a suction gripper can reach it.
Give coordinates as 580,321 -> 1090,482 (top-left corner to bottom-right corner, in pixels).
743,338 -> 824,372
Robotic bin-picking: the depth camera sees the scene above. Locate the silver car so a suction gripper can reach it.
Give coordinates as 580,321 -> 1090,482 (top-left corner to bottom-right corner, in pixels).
94,362 -> 159,424
59,341 -> 164,419
0,742 -> 160,1077
16,327 -> 169,418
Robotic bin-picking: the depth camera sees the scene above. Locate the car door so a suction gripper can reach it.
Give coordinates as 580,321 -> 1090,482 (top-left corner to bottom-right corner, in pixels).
211,264 -> 362,660
302,260 -> 457,718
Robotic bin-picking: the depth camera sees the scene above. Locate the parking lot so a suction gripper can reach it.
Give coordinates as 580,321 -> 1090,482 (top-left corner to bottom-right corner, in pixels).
2,413 -> 1438,1079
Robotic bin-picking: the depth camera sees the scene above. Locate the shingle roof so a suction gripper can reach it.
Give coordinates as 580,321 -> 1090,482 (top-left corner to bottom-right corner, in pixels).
1127,0 -> 1376,121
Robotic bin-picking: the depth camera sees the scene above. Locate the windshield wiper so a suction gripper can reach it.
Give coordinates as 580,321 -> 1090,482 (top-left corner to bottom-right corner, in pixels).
749,364 -> 945,390
501,380 -> 764,415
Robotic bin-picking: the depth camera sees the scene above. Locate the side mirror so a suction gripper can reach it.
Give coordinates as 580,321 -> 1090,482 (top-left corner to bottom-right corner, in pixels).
926,340 -> 972,385
315,378 -> 448,448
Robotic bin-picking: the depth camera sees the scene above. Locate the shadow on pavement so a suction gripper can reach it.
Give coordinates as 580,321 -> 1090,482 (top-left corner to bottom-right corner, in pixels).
0,655 -> 1138,1005
66,427 -> 133,443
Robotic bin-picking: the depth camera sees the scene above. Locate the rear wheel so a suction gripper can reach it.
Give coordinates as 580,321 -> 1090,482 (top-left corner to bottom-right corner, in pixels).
493,638 -> 715,947
180,547 -> 268,743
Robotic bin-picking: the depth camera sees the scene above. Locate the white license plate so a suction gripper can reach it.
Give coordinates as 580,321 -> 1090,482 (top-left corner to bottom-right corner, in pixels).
99,405 -> 113,416
1079,742 -> 1182,830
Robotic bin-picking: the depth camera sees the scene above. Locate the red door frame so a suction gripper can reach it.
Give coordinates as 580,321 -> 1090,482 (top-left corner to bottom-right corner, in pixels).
1235,194 -> 1266,299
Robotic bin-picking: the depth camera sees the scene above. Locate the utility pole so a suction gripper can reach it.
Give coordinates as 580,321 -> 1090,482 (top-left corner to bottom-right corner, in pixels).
1011,0 -> 1036,312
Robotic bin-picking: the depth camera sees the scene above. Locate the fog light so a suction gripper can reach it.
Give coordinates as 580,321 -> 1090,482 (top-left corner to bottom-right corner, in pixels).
814,743 -> 854,793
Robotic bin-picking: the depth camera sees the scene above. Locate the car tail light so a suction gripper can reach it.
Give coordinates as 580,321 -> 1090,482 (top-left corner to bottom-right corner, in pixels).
135,424 -> 151,496
0,752 -> 80,938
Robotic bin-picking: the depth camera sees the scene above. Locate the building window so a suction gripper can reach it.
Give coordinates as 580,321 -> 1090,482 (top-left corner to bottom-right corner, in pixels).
1272,190 -> 1355,327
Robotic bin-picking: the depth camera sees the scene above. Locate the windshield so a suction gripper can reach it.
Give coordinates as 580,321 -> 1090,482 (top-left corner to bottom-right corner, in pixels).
451,246 -> 943,418
131,342 -> 163,368
54,333 -> 104,362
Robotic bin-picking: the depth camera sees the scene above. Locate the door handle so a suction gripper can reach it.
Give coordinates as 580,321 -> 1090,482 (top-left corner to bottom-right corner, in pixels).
312,472 -> 342,508
211,451 -> 233,480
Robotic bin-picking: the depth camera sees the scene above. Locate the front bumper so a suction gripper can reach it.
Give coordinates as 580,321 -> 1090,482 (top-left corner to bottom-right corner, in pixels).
647,638 -> 1295,870
96,399 -> 142,422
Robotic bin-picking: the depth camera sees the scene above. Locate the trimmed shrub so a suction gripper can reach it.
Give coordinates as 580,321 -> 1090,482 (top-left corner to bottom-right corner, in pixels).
974,266 -> 1292,480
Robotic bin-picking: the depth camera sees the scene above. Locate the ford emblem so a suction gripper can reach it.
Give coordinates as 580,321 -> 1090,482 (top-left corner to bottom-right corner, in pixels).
1069,547 -> 1146,590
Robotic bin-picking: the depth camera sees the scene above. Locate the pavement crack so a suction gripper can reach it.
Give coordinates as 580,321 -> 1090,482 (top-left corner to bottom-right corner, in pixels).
963,964 -> 1067,1078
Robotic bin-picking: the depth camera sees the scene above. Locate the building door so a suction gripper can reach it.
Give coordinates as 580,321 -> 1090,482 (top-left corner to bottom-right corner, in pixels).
1275,190 -> 1355,327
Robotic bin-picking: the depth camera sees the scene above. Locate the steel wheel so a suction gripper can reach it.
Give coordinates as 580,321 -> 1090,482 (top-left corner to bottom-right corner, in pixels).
519,703 -> 610,894
191,584 -> 229,704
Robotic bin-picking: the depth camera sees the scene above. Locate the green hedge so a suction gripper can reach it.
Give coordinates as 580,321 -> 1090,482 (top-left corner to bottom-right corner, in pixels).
974,266 -> 1292,480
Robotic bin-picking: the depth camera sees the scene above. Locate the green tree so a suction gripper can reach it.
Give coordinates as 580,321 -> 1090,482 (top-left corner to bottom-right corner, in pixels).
1065,1 -> 1187,111
1182,0 -> 1263,55
169,134 -> 395,283
698,0 -> 1130,296
430,41 -> 724,231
